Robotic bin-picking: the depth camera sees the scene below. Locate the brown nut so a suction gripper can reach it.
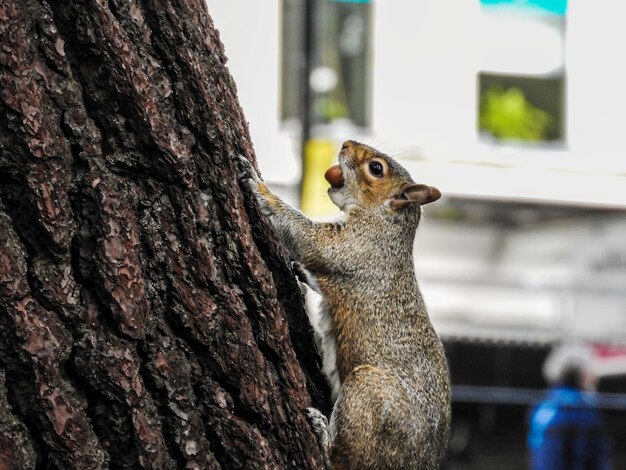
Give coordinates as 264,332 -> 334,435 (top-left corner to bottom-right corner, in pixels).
325,165 -> 344,189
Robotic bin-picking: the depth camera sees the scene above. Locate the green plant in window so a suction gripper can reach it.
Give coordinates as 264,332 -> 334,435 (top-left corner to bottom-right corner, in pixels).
315,96 -> 349,121
480,86 -> 553,141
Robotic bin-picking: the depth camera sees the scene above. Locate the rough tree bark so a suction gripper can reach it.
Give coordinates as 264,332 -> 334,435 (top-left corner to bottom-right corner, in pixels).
0,0 -> 330,468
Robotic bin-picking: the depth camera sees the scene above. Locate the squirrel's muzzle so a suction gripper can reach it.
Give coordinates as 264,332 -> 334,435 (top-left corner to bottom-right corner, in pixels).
325,165 -> 345,189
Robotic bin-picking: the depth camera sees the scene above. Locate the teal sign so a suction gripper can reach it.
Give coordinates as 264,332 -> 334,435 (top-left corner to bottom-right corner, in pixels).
480,0 -> 567,15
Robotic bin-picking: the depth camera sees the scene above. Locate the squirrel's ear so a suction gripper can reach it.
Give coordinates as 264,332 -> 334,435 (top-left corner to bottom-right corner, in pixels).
390,184 -> 441,210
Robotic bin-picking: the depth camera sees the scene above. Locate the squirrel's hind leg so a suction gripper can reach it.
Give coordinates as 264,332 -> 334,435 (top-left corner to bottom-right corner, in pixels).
329,365 -> 419,470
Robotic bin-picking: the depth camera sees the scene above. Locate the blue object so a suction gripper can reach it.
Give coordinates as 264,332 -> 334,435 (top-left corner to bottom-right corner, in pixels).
480,0 -> 567,15
528,385 -> 612,470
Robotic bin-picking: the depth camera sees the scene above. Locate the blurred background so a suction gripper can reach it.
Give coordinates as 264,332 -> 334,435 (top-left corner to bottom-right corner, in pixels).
206,0 -> 626,467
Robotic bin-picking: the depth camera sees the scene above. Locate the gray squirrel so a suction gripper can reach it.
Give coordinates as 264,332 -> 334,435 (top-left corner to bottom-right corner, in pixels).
243,141 -> 450,469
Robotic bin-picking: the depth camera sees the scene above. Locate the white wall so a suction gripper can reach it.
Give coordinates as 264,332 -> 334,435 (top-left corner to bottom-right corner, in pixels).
372,1 -> 480,151
567,0 -> 626,156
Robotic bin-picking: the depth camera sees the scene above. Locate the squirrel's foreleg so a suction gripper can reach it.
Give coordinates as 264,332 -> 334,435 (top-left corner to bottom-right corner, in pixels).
256,182 -> 317,260
238,155 -> 343,274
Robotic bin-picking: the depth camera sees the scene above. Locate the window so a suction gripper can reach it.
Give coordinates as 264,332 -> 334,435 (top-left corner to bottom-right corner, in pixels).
477,0 -> 567,143
281,0 -> 373,129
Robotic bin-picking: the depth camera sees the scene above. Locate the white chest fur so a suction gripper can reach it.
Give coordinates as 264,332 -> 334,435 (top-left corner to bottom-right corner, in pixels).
302,282 -> 341,402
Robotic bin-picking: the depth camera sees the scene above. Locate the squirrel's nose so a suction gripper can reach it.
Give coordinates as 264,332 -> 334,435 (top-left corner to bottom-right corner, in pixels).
341,140 -> 357,151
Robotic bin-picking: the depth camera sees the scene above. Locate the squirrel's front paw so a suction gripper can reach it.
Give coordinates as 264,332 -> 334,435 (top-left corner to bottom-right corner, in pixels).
236,156 -> 275,215
236,154 -> 263,183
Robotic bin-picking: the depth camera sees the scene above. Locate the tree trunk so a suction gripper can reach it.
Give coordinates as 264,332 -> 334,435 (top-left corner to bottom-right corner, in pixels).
0,1 -> 330,468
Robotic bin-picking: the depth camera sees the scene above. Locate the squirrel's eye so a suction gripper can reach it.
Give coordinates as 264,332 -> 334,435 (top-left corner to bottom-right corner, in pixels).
369,161 -> 384,177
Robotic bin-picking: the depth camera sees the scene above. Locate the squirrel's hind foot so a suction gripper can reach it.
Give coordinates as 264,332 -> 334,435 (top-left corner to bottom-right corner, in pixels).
305,407 -> 331,470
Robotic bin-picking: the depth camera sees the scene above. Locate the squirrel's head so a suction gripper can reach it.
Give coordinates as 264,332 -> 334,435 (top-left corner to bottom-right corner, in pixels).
325,141 -> 441,216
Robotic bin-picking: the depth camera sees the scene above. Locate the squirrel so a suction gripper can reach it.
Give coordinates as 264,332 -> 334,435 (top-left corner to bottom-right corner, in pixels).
242,141 -> 451,470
